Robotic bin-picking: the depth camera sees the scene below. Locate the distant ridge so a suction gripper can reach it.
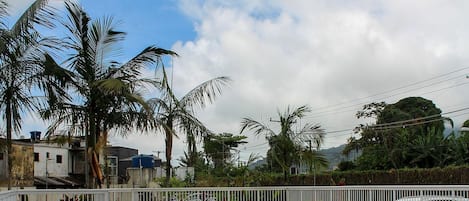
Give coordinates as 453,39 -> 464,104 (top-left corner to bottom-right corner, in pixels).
249,144 -> 359,170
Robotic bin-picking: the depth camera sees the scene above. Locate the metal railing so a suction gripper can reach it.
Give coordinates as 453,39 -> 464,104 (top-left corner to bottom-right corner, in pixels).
1,185 -> 469,201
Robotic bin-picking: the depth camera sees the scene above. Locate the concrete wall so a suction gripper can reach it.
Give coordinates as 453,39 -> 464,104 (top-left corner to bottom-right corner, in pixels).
127,167 -> 164,188
0,150 -> 6,179
34,144 -> 69,177
0,142 -> 34,188
174,167 -> 194,181
126,167 -> 194,187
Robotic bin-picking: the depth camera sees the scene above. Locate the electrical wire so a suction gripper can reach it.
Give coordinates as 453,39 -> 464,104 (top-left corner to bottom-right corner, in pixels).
298,66 -> 469,119
309,67 -> 469,114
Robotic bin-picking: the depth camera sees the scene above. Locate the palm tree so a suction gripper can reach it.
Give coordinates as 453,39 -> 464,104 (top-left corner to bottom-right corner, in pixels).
241,105 -> 325,182
0,0 -> 58,190
146,67 -> 230,186
40,1 -> 176,188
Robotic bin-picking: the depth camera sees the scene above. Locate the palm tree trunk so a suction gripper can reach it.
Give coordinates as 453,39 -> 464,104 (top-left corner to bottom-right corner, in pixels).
6,100 -> 12,190
164,119 -> 173,187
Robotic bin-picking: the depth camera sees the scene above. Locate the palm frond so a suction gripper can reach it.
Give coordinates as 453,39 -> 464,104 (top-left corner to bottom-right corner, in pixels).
175,108 -> 212,138
11,0 -> 55,37
180,76 -> 231,112
146,97 -> 170,114
295,123 -> 325,148
285,105 -> 310,124
0,1 -> 7,28
157,66 -> 179,105
240,117 -> 275,137
89,15 -> 125,72
117,46 -> 177,77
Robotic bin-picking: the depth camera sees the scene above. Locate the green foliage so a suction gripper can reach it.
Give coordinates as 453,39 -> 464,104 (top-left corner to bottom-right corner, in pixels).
252,165 -> 469,186
179,151 -> 209,180
241,105 -> 326,181
463,119 -> 469,128
337,161 -> 356,171
301,149 -> 329,173
146,67 -> 230,186
203,133 -> 247,172
154,177 -> 189,187
345,97 -> 454,170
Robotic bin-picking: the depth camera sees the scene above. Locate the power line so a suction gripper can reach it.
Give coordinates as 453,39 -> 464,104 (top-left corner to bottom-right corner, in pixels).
309,67 -> 469,113
367,106 -> 469,129
305,79 -> 469,119
301,67 -> 469,119
320,106 -> 469,139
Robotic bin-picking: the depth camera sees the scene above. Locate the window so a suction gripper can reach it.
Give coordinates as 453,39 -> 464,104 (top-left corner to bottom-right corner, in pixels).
107,156 -> 118,176
34,152 -> 39,162
56,155 -> 62,164
0,152 -> 3,160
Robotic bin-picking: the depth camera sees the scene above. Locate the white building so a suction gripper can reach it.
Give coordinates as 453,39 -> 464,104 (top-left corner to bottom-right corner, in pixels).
33,143 -> 70,177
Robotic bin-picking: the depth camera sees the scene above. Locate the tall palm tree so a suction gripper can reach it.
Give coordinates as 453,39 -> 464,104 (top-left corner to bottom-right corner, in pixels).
241,105 -> 325,181
146,67 -> 230,186
40,1 -> 176,188
0,0 -> 58,190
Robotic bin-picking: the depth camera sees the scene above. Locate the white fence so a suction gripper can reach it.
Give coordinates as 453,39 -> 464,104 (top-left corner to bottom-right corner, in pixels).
1,185 -> 469,201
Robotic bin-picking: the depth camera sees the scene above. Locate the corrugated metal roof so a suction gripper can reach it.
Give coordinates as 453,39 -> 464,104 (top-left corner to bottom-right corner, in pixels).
34,176 -> 84,188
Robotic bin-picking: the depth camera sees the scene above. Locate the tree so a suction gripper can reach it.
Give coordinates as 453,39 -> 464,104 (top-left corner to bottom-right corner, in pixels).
301,147 -> 328,173
463,119 -> 469,128
241,105 -> 325,182
40,1 -> 176,188
203,133 -> 247,172
0,0 -> 58,190
146,67 -> 230,186
344,97 -> 448,170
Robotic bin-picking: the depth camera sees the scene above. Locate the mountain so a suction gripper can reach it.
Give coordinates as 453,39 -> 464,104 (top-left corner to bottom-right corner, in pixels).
248,144 -> 359,170
319,144 -> 355,170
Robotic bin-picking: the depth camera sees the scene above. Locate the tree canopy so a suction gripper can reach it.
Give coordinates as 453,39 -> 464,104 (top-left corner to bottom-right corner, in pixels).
344,97 -> 455,170
241,105 -> 325,181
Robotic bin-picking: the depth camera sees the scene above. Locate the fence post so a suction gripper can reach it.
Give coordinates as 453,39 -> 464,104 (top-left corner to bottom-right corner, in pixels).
369,189 -> 372,201
132,189 -> 137,201
255,189 -> 259,201
104,191 -> 110,201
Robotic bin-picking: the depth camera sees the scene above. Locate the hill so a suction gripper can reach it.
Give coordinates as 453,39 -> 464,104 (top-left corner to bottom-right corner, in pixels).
249,144 -> 359,170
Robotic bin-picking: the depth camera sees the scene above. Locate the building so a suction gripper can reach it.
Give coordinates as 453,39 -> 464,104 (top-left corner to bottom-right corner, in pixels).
105,146 -> 138,185
30,133 -> 84,189
0,140 -> 34,188
0,131 -> 145,189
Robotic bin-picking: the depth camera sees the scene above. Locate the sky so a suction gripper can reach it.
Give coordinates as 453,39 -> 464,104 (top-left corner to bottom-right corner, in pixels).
6,0 -> 469,164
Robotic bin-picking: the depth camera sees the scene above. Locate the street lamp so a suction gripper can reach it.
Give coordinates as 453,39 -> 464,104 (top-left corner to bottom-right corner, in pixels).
45,152 -> 49,189
45,152 -> 53,189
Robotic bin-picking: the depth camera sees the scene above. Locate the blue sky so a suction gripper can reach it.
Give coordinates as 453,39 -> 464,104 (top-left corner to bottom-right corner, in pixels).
7,0 -> 469,164
79,0 -> 196,55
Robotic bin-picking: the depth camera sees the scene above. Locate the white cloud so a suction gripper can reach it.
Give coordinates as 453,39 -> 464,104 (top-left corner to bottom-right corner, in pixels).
5,0 -> 64,16
167,0 -> 469,162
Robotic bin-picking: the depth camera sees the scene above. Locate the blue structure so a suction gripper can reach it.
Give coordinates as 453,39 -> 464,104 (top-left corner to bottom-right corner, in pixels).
131,154 -> 155,168
30,131 -> 41,142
